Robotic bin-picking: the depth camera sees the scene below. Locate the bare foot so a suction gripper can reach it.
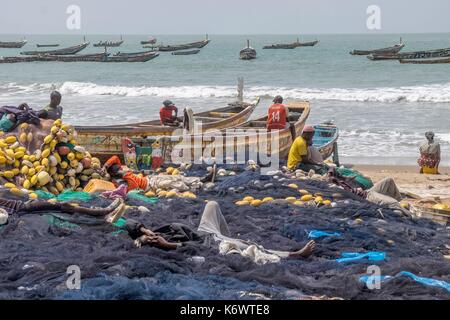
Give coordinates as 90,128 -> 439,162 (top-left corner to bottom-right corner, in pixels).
105,201 -> 126,224
289,240 -> 316,258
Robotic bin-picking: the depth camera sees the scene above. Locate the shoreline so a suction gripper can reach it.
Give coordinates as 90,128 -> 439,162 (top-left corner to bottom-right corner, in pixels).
350,164 -> 450,198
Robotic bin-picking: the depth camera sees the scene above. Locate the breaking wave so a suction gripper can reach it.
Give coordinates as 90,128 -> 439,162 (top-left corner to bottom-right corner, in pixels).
3,81 -> 450,103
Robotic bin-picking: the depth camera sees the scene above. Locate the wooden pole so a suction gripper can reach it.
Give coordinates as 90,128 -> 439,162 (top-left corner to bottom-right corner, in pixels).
237,77 -> 244,103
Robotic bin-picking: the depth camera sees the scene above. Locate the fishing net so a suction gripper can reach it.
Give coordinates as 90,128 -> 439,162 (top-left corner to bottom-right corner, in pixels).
0,171 -> 448,300
56,190 -> 93,202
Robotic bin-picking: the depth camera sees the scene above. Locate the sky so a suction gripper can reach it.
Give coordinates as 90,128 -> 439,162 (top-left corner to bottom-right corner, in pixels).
0,0 -> 449,35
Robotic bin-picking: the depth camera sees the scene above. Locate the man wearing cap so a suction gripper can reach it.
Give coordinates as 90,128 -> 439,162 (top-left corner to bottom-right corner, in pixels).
266,95 -> 290,131
287,125 -> 327,174
38,91 -> 63,120
159,100 -> 179,126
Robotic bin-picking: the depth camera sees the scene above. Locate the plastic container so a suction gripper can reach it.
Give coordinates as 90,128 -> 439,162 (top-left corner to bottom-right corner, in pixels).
83,179 -> 116,193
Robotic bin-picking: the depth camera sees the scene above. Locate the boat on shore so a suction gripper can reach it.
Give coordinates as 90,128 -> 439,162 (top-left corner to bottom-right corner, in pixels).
36,44 -> 60,48
369,47 -> 450,61
240,40 -> 257,60
93,36 -> 124,47
140,37 -> 157,45
312,122 -> 339,162
350,40 -> 405,55
399,57 -> 450,64
171,49 -> 201,55
159,101 -> 310,164
75,100 -> 258,161
0,39 -> 27,48
21,42 -> 90,55
146,36 -> 211,51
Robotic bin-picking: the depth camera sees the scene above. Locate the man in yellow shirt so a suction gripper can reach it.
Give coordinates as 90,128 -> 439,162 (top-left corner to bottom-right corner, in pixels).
287,125 -> 327,174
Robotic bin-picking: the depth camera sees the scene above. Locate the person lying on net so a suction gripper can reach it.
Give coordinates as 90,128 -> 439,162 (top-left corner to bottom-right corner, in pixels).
102,155 -> 216,193
121,201 -> 316,264
327,167 -> 409,215
0,197 -> 126,225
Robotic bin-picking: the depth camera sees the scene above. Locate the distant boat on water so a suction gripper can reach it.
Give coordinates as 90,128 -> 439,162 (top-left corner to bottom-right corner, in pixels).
350,38 -> 405,55
140,37 -> 157,45
21,42 -> 90,56
263,37 -> 319,49
0,39 -> 27,48
36,44 -> 60,48
147,35 -> 211,51
93,36 -> 124,47
240,40 -> 257,60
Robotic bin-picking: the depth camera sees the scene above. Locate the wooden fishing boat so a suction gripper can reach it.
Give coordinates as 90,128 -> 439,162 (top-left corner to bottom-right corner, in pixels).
312,122 -> 339,162
113,50 -> 155,57
295,40 -> 319,47
21,42 -> 89,56
156,101 -> 310,165
75,100 -> 258,162
263,38 -> 299,49
140,37 -> 157,45
105,51 -> 159,62
148,36 -> 210,51
240,40 -> 257,60
263,43 -> 297,49
36,44 -> 60,48
350,40 -> 405,56
171,49 -> 201,55
93,36 -> 124,47
0,56 -> 40,64
0,40 -> 27,48
39,53 -> 109,62
369,47 -> 450,61
399,57 -> 450,64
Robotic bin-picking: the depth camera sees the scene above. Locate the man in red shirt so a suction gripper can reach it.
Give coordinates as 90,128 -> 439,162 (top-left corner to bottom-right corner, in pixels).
159,100 -> 180,126
266,95 -> 290,131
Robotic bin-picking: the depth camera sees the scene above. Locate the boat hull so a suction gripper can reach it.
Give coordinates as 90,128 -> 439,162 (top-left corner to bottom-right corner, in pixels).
157,102 -> 310,165
312,123 -> 339,160
153,40 -> 211,52
0,40 -> 27,48
75,102 -> 257,162
350,43 -> 405,56
369,47 -> 450,60
21,42 -> 89,55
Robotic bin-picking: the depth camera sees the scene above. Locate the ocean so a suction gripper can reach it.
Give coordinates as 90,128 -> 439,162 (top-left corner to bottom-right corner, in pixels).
1,33 -> 449,165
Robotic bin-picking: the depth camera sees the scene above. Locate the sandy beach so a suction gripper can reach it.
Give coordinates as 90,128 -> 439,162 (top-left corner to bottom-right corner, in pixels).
352,164 -> 450,199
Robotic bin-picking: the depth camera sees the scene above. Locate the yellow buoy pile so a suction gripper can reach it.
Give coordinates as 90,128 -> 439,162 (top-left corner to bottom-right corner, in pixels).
145,189 -> 197,199
0,120 -> 101,198
234,187 -> 333,207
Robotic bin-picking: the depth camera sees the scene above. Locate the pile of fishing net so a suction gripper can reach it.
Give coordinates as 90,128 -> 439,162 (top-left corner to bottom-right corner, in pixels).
0,170 -> 448,300
0,119 -> 103,198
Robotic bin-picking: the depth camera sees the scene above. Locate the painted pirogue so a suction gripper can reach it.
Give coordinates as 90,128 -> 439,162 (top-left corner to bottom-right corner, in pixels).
350,40 -> 405,55
0,52 -> 159,63
0,40 -> 27,48
21,42 -> 90,56
160,101 -> 310,165
75,100 -> 258,162
148,36 -> 211,52
368,47 -> 450,61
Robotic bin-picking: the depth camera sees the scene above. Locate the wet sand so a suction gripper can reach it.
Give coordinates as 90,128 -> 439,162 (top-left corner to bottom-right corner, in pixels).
352,164 -> 450,199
